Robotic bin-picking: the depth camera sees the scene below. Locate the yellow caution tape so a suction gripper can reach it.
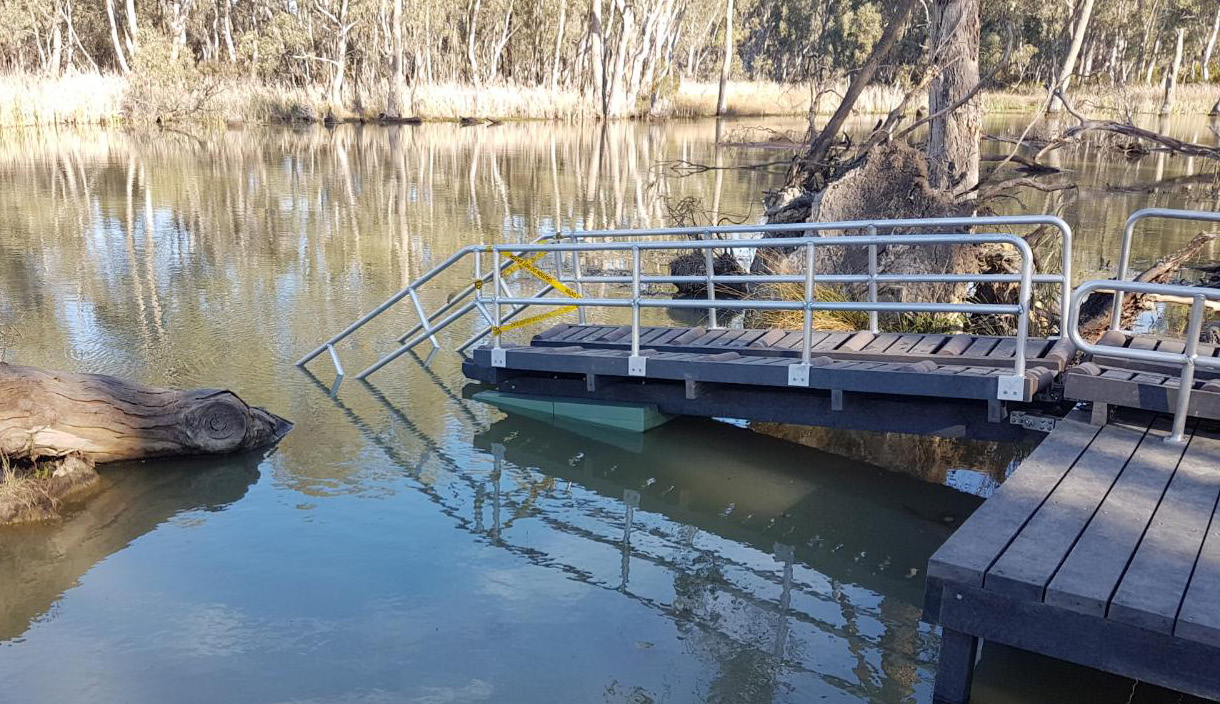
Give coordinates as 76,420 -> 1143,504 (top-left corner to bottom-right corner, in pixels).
486,247 -> 583,334
492,304 -> 579,335
502,252 -> 582,299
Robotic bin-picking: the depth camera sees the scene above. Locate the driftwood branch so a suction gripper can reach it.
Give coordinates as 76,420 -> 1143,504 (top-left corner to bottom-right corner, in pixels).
974,177 -> 1076,203
1076,233 -> 1218,341
1037,91 -> 1220,162
0,363 -> 292,464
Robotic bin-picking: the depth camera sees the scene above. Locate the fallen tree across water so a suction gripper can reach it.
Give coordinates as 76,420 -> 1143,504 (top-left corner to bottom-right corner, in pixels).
0,363 -> 291,524
1075,233 -> 1218,342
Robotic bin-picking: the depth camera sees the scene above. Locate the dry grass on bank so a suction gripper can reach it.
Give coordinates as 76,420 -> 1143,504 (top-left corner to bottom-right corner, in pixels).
0,451 -> 99,525
750,283 -> 966,333
0,72 -> 125,127
987,83 -> 1220,116
0,70 -> 1215,127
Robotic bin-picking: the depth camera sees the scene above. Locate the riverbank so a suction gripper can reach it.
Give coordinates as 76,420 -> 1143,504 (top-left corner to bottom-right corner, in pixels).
2,71 -> 1217,128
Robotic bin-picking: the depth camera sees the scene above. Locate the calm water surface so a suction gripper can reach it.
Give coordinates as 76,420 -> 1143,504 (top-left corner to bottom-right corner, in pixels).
0,115 -> 1217,704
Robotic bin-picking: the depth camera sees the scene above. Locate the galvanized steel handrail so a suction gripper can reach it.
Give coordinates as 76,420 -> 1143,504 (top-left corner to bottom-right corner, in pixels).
299,215 -> 1069,391
1110,208 -> 1220,331
464,232 -> 1036,401
1069,279 -> 1220,443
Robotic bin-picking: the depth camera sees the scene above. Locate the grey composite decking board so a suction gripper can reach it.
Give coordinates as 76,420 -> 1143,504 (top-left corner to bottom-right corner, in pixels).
1044,418 -> 1188,617
1110,424 -> 1220,636
1064,365 -> 1220,421
531,325 -> 1072,370
926,412 -> 1102,589
1176,433 -> 1220,649
1091,331 -> 1220,380
984,417 -> 1153,602
937,583 -> 1220,703
471,345 -> 1046,401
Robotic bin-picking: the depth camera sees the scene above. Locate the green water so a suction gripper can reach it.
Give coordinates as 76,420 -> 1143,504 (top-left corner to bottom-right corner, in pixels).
0,115 -> 1217,704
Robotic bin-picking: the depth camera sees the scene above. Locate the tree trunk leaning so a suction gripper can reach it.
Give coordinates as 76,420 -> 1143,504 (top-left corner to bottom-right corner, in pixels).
1047,0 -> 1096,113
0,363 -> 292,464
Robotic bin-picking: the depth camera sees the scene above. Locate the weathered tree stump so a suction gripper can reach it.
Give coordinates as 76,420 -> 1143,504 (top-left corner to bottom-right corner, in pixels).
0,363 -> 291,463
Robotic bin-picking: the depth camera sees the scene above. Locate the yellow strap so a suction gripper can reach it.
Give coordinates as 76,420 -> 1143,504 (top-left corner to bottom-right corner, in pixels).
486,243 -> 582,334
503,252 -> 581,299
501,250 -> 547,277
492,305 -> 578,335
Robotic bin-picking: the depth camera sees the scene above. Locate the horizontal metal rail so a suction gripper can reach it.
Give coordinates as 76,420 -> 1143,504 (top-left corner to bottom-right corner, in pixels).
299,215 -> 1067,392
460,232 -> 1036,401
1069,279 -> 1220,443
1110,208 -> 1220,331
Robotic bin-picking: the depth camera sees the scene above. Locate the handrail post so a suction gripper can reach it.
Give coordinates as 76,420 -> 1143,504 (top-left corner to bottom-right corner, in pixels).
490,247 -> 505,367
628,246 -> 646,376
789,242 -> 815,387
866,224 -> 879,334
409,289 -> 440,350
703,241 -> 719,329
1111,214 -> 1139,331
1167,295 -> 1205,444
570,231 -> 587,324
803,242 -> 816,363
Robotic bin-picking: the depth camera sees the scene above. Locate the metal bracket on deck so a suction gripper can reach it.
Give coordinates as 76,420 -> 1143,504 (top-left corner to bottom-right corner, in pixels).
628,355 -> 647,377
491,347 -> 507,368
1009,411 -> 1058,433
996,375 -> 1025,401
787,363 -> 810,387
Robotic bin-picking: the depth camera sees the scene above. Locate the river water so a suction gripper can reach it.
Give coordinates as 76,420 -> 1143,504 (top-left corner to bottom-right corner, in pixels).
0,115 -> 1217,704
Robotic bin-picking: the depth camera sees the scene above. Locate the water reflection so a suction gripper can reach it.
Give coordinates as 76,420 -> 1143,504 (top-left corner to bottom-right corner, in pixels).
0,453 -> 262,642
337,383 -> 981,703
0,117 -> 1217,703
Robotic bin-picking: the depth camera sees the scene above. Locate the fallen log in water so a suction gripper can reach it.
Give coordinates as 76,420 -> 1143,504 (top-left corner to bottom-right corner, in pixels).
1076,233 -> 1218,342
0,363 -> 291,524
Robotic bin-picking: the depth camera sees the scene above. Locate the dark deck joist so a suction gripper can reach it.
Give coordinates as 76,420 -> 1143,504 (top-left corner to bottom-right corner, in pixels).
534,324 -> 1075,372
1065,362 -> 1220,421
924,409 -> 1220,703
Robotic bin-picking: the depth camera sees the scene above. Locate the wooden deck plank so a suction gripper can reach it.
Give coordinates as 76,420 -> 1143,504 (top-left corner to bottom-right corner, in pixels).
1106,424 -> 1220,635
535,324 -> 572,341
963,337 -> 1001,357
689,328 -> 729,346
1045,418 -> 1187,617
910,335 -> 950,356
927,412 -> 1102,587
707,329 -> 747,346
1173,428 -> 1220,649
937,335 -> 974,357
989,338 -> 1018,359
811,332 -> 852,351
984,416 -> 1154,602
1065,366 -> 1220,421
750,330 -> 788,348
861,332 -> 902,353
650,328 -> 689,346
735,330 -> 768,347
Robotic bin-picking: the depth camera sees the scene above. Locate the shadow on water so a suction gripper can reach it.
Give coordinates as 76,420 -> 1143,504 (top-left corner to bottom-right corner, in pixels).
0,451 -> 264,642
320,366 -> 984,702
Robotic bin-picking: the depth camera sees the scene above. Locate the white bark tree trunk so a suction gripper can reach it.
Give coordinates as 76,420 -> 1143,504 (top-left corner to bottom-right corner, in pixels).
1203,4 -> 1220,82
105,0 -> 130,72
1160,27 -> 1185,116
927,0 -> 981,195
1048,0 -> 1095,113
387,0 -> 407,116
715,0 -> 734,116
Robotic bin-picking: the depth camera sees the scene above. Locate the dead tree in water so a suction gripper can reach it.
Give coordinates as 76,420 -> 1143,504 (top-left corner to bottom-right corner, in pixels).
0,363 -> 291,463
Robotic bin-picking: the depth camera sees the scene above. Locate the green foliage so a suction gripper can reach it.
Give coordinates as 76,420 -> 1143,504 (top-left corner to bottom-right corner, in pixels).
124,34 -> 231,122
